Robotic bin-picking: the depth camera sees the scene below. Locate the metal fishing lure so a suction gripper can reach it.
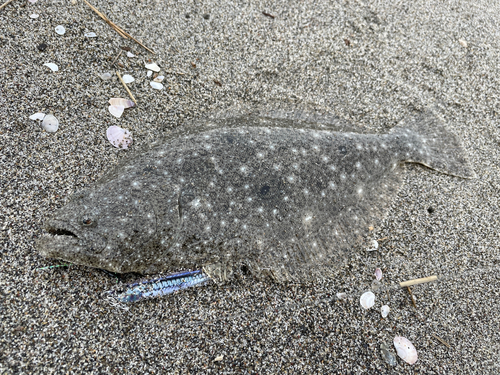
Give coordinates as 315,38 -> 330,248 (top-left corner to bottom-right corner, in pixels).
108,270 -> 211,303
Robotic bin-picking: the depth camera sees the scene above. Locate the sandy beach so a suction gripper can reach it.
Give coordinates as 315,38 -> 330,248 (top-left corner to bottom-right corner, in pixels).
1,0 -> 499,373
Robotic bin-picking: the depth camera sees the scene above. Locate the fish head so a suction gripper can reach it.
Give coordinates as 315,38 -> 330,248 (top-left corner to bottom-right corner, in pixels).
36,185 -> 160,273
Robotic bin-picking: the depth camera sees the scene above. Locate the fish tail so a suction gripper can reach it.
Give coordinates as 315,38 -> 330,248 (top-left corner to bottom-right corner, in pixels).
390,111 -> 476,178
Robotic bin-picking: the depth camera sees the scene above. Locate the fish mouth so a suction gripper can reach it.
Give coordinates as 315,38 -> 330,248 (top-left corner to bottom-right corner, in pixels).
35,220 -> 104,265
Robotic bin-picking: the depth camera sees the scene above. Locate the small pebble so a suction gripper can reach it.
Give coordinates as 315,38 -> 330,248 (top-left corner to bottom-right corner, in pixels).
55,25 -> 66,35
37,43 -> 47,51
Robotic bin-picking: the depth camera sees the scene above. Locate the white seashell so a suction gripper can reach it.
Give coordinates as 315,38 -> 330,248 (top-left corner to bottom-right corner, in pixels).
366,239 -> 379,251
29,113 -> 45,121
360,291 -> 375,309
147,70 -> 153,77
107,126 -> 133,149
108,98 -> 135,109
150,81 -> 164,90
153,75 -> 165,83
41,114 -> 59,133
84,32 -> 97,38
122,74 -> 134,84
28,0 -> 38,3
145,62 -> 160,72
336,292 -> 347,300
43,63 -> 58,72
381,305 -> 390,318
459,39 -> 468,48
127,52 -> 135,58
374,268 -> 383,281
30,14 -> 39,19
99,72 -> 112,80
394,336 -> 418,365
108,105 -> 124,118
55,25 -> 66,35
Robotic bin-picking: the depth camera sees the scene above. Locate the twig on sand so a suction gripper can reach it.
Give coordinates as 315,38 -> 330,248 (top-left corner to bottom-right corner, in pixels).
400,275 -> 438,287
116,72 -> 137,104
0,0 -> 16,12
111,50 -> 123,67
407,286 -> 417,308
432,333 -> 451,348
83,0 -> 155,54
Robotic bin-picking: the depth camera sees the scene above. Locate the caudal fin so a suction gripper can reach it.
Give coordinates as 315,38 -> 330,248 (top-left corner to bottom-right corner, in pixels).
390,111 -> 476,179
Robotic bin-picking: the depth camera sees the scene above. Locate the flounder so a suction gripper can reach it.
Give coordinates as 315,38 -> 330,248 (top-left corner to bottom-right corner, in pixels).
36,111 -> 475,281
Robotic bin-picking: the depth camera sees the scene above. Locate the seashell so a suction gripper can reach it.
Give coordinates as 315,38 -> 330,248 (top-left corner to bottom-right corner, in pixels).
380,343 -> 397,366
29,113 -> 45,121
366,239 -> 379,251
122,74 -> 134,84
127,52 -> 135,58
459,39 -> 468,48
55,25 -> 66,35
109,98 -> 135,109
28,0 -> 38,3
374,267 -> 383,280
107,126 -> 133,149
150,81 -> 164,90
99,72 -> 112,80
360,291 -> 375,309
147,70 -> 153,77
108,105 -> 124,118
43,63 -> 58,72
336,292 -> 347,300
394,336 -> 418,365
41,114 -> 59,133
153,75 -> 164,83
381,305 -> 390,318
145,62 -> 160,72
84,32 -> 97,38
30,14 -> 39,19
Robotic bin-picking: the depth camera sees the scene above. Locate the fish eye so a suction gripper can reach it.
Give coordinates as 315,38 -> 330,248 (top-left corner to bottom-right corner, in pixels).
82,218 -> 93,226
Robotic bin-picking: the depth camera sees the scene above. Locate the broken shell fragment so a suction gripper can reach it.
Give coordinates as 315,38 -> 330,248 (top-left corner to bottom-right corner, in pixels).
107,126 -> 133,149
108,105 -> 125,118
30,14 -> 39,19
84,32 -> 97,38
145,62 -> 160,72
29,113 -> 45,121
381,305 -> 390,318
147,70 -> 153,77
41,114 -> 59,133
43,63 -> 58,72
127,52 -> 135,57
380,343 -> 397,366
55,25 -> 66,35
394,336 -> 418,365
336,292 -> 347,300
375,268 -> 383,281
360,291 -> 375,309
122,74 -> 135,84
153,75 -> 164,83
366,240 -> 379,251
99,72 -> 112,80
150,81 -> 164,90
109,98 -> 135,109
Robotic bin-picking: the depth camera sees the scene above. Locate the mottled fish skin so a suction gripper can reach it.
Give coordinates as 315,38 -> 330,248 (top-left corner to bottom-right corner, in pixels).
36,112 -> 475,281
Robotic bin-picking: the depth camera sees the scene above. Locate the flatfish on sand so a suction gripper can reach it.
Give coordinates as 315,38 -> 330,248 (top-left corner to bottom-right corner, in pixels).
36,111 -> 475,281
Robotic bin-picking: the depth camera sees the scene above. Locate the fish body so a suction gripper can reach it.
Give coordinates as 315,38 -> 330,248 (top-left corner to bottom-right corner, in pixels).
36,112 -> 474,280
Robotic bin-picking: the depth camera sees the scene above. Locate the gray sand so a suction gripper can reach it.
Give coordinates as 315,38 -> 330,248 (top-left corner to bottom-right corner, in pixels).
1,0 -> 499,373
